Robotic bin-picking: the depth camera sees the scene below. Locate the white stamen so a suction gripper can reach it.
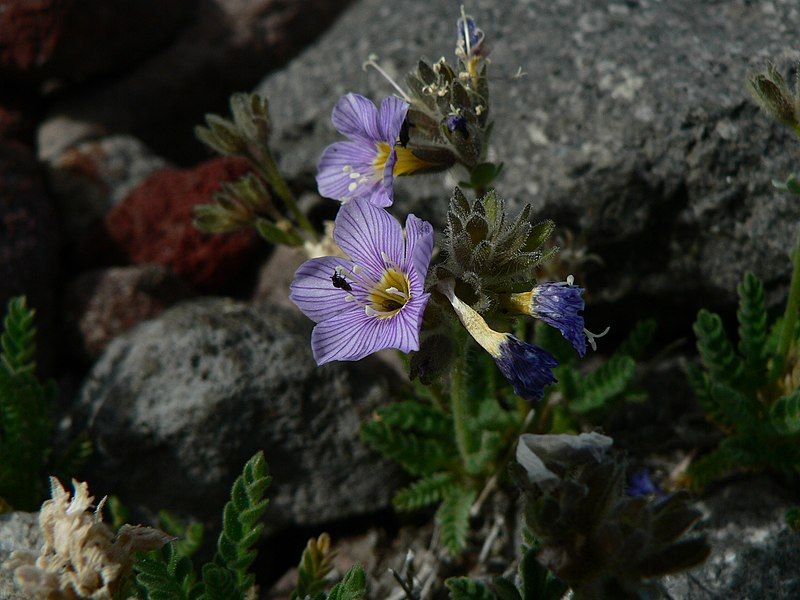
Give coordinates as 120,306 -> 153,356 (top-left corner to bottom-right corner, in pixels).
362,57 -> 413,103
352,265 -> 362,274
342,165 -> 352,173
585,326 -> 610,352
344,294 -> 355,302
349,172 -> 361,179
460,5 -> 472,57
567,274 -> 575,285
348,182 -> 358,192
385,286 -> 407,299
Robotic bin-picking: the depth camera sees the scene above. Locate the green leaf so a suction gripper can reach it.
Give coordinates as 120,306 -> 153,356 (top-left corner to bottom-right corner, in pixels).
134,545 -> 195,600
213,451 -> 271,592
158,510 -> 204,558
200,563 -> 242,600
693,309 -> 744,388
770,390 -> 800,435
0,296 -> 37,375
446,577 -> 495,600
786,506 -> 800,531
393,472 -> 458,512
737,272 -> 769,388
327,565 -> 367,600
491,577 -> 522,600
436,486 -> 476,556
361,419 -> 456,477
570,355 -> 636,414
292,533 -> 334,600
255,218 -> 303,246
616,319 -> 657,360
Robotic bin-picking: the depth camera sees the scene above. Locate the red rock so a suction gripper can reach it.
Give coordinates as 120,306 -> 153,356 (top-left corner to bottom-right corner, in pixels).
64,264 -> 192,360
105,157 -> 258,290
0,0 -> 191,85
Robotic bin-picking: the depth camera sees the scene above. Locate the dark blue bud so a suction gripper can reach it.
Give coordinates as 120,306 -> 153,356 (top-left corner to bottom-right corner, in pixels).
446,114 -> 468,135
496,336 -> 558,402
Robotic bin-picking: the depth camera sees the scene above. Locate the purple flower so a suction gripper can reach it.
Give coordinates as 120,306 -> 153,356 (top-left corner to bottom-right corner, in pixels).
446,114 -> 468,135
289,199 -> 434,364
504,281 -> 586,357
626,468 -> 663,497
316,93 -> 432,207
440,280 -> 558,401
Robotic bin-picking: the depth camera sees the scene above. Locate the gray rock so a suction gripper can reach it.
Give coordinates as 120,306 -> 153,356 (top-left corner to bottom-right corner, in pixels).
43,134 -> 168,241
664,476 -> 800,598
257,0 -> 800,316
0,512 -> 42,600
41,0 -> 351,162
76,298 -> 404,532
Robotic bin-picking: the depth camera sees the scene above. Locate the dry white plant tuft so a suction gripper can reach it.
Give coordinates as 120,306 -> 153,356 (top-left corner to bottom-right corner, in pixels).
5,477 -> 173,600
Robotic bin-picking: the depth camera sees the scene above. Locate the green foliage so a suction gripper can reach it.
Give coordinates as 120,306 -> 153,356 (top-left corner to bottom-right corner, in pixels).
436,485 -> 476,556
292,533 -> 334,600
538,319 -> 655,431
361,401 -> 458,477
393,472 -> 458,511
0,296 -> 89,511
687,272 -> 800,488
786,506 -> 800,531
135,452 -> 271,600
194,92 -> 315,245
158,510 -> 204,558
446,577 -> 494,599
326,565 -> 367,600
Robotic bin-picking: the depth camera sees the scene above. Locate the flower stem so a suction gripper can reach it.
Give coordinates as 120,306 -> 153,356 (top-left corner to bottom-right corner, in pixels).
249,148 -> 317,239
778,231 -> 800,368
450,332 -> 473,465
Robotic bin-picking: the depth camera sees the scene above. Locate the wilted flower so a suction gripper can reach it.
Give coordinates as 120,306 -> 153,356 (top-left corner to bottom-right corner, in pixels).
6,477 -> 172,600
316,93 -> 434,207
456,12 -> 487,60
439,279 -> 557,400
503,280 -> 586,356
290,199 -> 433,364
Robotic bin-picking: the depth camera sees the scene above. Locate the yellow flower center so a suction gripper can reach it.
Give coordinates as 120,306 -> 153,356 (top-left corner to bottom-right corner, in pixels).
367,268 -> 411,318
373,143 -> 435,178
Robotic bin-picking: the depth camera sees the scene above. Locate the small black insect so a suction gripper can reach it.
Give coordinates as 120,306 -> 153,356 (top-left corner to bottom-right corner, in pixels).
398,118 -> 412,148
331,271 -> 352,291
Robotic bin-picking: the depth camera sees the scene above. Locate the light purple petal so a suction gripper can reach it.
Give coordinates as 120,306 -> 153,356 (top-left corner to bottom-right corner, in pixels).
331,93 -> 382,142
311,307 -> 385,364
377,96 -> 409,141
289,256 -> 357,323
404,213 -> 434,280
316,141 -> 378,201
334,199 -> 404,276
367,184 -> 393,208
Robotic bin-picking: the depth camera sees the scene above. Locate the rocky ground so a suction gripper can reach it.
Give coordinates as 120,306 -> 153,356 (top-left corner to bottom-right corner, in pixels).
1,0 -> 800,597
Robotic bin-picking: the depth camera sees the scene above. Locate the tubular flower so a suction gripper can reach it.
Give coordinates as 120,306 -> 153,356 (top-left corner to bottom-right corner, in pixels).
290,198 -> 434,364
316,93 -> 433,207
440,281 -> 558,401
503,280 -> 586,356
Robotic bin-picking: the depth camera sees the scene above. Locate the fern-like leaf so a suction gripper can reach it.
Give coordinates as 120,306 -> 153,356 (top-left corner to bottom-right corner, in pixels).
737,273 -> 769,388
159,510 -> 204,558
327,565 -> 367,600
214,451 -> 271,592
436,486 -> 476,556
200,563 -> 242,600
0,296 -> 36,375
616,319 -> 657,359
393,472 -> 457,512
770,390 -> 800,435
134,544 -> 195,600
693,309 -> 744,387
571,355 -> 636,414
361,421 -> 456,476
292,533 -> 335,600
446,577 -> 495,599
